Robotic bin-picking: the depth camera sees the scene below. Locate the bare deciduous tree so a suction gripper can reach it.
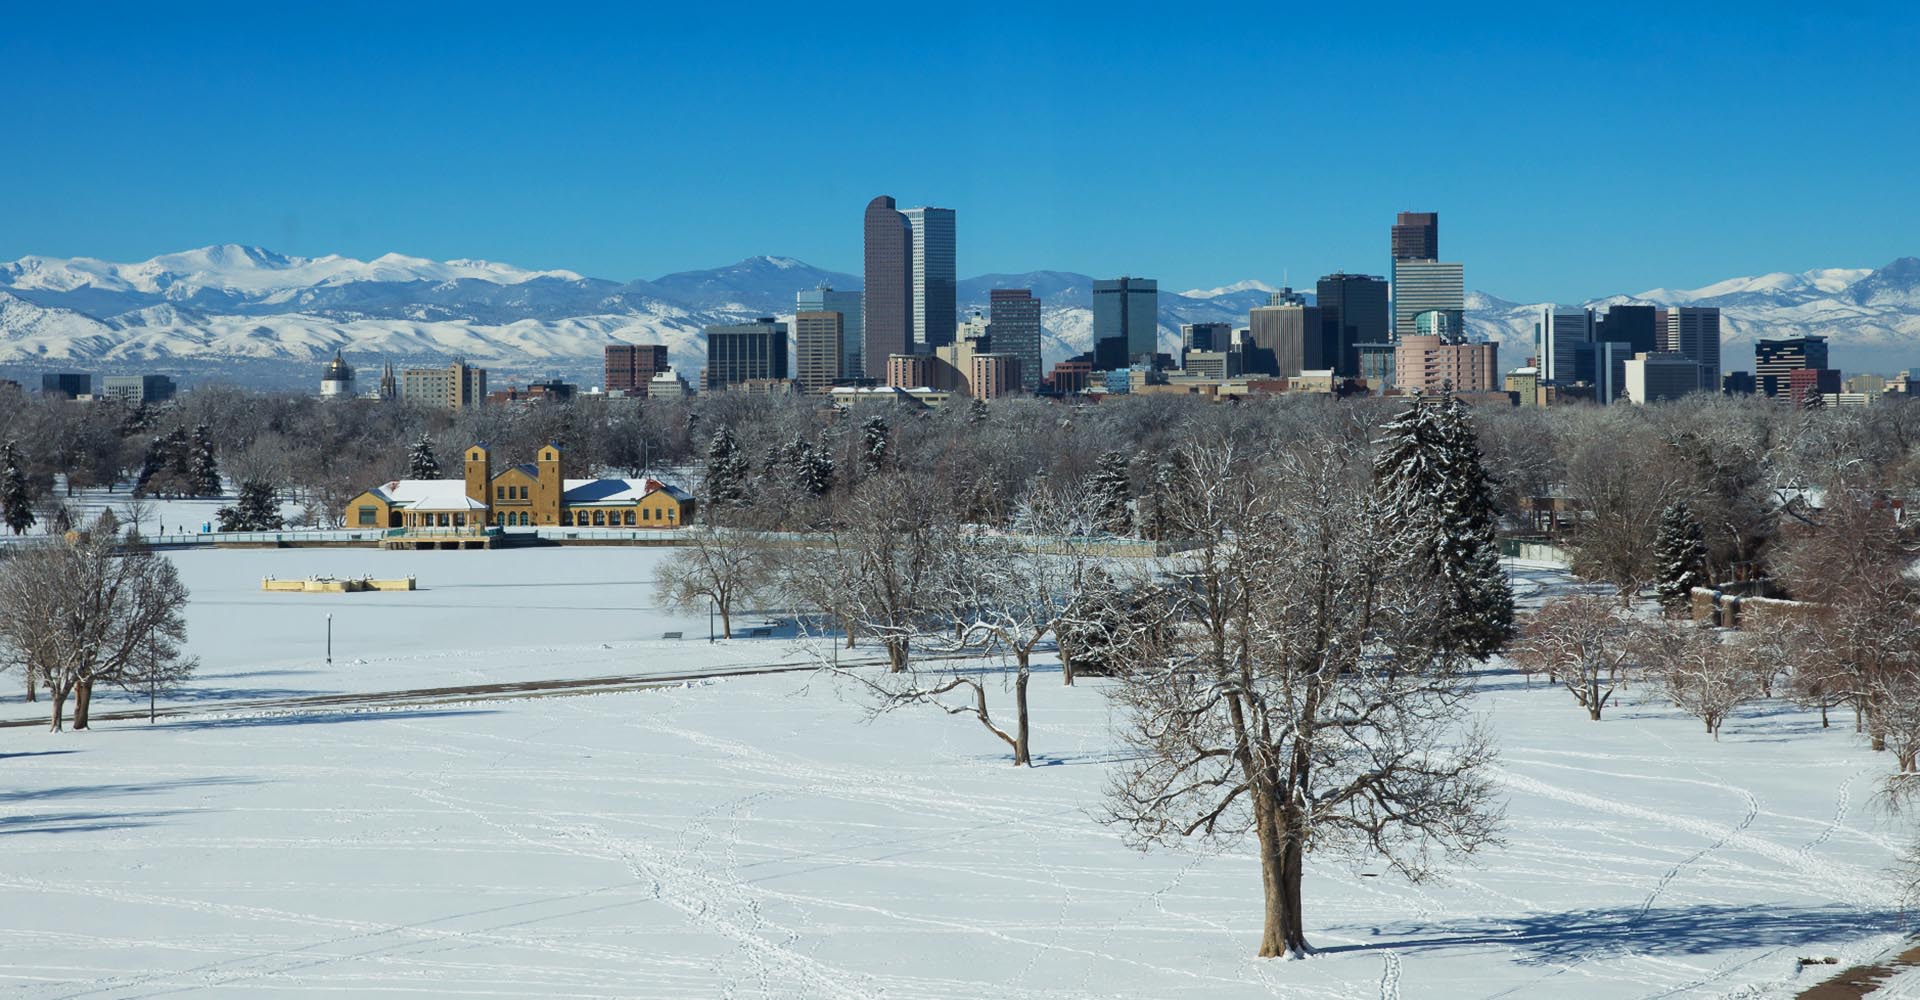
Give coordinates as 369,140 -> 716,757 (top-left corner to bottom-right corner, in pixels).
652,527 -> 776,640
1510,593 -> 1640,721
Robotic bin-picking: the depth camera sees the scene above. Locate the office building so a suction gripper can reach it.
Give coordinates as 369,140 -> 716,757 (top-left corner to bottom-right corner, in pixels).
1413,309 -> 1465,342
969,354 -> 1021,400
1355,342 -> 1396,389
604,343 -> 669,396
704,318 -> 789,390
1391,212 -> 1439,262
988,289 -> 1042,393
101,374 -> 177,405
1393,336 -> 1498,393
1092,277 -> 1159,369
402,360 -> 487,411
1755,336 -> 1830,398
1047,360 -> 1094,395
1182,350 -> 1236,380
1247,298 -> 1325,376
794,311 -> 846,394
796,285 -> 863,380
1182,321 -> 1233,354
1537,307 -> 1595,385
1391,260 -> 1465,339
1662,307 -> 1722,390
901,207 -> 956,352
1506,367 -> 1541,407
1597,304 -> 1660,355
1622,352 -> 1701,404
40,373 -> 91,398
887,353 -> 933,390
1848,373 -> 1888,396
1316,272 -> 1389,377
1722,371 -> 1757,396
1789,368 -> 1843,407
320,353 -> 355,398
1594,341 -> 1635,405
863,196 -> 912,380
648,369 -> 692,399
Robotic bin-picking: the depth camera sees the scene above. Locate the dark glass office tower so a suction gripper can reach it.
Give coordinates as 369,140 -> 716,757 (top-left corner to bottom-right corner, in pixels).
1597,304 -> 1659,355
1391,212 -> 1439,261
863,195 -> 912,381
1316,272 -> 1389,377
988,288 -> 1042,393
1092,276 -> 1159,369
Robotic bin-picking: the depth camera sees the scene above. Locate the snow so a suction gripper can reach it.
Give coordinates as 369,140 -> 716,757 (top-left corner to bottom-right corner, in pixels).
0,554 -> 1907,997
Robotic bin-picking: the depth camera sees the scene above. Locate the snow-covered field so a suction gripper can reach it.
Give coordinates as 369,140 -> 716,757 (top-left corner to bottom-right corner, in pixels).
0,554 -> 1909,998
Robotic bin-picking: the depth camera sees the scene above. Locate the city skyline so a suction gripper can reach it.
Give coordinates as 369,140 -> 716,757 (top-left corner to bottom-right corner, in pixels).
2,6 -> 1915,303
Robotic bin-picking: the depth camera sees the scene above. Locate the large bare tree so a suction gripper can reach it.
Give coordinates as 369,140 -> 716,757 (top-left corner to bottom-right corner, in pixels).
1101,436 -> 1500,957
652,527 -> 777,640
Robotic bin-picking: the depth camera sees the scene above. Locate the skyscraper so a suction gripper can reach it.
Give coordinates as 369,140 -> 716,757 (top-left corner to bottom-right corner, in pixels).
1181,322 -> 1233,354
1756,336 -> 1830,398
1663,307 -> 1722,391
796,285 -> 863,380
1391,260 -> 1465,339
1247,298 -> 1324,376
794,311 -> 845,394
1391,212 -> 1439,262
1092,277 -> 1159,369
704,318 -> 790,390
1315,272 -> 1389,378
902,206 -> 956,352
1537,307 -> 1595,385
863,196 -> 911,381
1596,304 -> 1659,355
604,343 -> 669,396
988,288 -> 1042,393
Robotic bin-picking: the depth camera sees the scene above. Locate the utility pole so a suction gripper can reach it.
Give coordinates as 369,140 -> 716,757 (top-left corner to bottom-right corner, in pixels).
327,613 -> 333,666
709,598 -> 716,643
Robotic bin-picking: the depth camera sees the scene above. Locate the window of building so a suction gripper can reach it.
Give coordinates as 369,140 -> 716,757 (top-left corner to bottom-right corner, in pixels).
357,507 -> 378,526
592,510 -> 605,526
496,486 -> 505,500
517,486 -> 527,499
624,510 -> 635,526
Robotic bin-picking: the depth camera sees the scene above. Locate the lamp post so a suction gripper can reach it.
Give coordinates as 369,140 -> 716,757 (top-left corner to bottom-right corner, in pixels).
709,598 -> 716,644
326,613 -> 333,666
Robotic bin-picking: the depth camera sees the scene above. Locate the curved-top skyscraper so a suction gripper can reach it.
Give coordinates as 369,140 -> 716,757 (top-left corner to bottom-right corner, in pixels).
863,196 -> 912,381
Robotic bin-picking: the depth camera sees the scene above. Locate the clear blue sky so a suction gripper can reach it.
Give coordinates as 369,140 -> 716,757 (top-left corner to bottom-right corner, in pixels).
3,2 -> 1916,301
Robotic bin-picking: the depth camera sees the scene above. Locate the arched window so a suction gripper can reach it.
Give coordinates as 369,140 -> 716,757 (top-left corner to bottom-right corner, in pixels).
592,510 -> 605,526
624,510 -> 635,526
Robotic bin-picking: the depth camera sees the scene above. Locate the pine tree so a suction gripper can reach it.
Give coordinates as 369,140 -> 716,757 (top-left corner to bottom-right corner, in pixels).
1373,391 -> 1515,658
189,424 -> 222,496
1,440 -> 36,536
861,415 -> 891,473
1087,450 -> 1133,537
966,397 -> 990,425
216,480 -> 285,532
407,434 -> 442,479
799,443 -> 835,496
704,426 -> 750,517
1653,500 -> 1710,615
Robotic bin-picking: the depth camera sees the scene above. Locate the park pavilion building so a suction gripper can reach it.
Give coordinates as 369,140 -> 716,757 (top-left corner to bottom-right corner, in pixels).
347,443 -> 694,533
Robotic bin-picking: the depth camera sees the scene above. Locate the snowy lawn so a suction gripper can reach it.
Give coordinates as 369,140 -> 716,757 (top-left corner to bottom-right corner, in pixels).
0,560 -> 1908,998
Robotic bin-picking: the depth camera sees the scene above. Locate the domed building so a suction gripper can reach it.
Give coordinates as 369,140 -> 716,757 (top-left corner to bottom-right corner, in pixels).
320,352 -> 356,398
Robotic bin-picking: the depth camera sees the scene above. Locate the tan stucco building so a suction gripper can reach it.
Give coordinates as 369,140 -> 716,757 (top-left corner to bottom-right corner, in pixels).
347,443 -> 695,532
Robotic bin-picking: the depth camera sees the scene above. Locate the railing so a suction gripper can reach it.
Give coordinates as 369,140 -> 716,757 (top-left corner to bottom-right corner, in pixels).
138,529 -> 384,548
382,526 -> 500,538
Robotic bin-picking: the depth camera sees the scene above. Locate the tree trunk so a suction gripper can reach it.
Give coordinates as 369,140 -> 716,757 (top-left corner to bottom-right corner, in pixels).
1588,678 -> 1602,720
49,682 -> 70,733
25,667 -> 35,703
1280,819 -> 1309,955
1252,803 -> 1292,958
1820,702 -> 1829,728
885,637 -> 908,673
73,678 -> 93,730
719,605 -> 732,640
1013,662 -> 1031,767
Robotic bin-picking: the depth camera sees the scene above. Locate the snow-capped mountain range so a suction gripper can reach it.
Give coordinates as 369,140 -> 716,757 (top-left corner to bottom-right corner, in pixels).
3,245 -> 1918,384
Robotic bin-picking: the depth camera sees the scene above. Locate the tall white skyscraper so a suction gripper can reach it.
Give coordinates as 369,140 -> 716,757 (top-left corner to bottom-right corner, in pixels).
1390,260 -> 1465,339
902,207 -> 956,352
1537,306 -> 1595,385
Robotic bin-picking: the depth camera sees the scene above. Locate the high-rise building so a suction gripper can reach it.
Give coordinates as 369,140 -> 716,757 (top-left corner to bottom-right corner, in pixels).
1391,212 -> 1439,262
1181,321 -> 1233,354
604,343 -> 669,396
1247,298 -> 1325,376
969,354 -> 1021,400
887,353 -> 933,390
1536,307 -> 1595,385
402,360 -> 486,411
1755,336 -> 1830,398
794,311 -> 845,394
1594,341 -> 1635,405
1622,352 -> 1701,405
1393,336 -> 1498,393
39,373 -> 90,398
321,353 -> 355,398
1391,260 -> 1465,339
1662,307 -> 1722,390
101,374 -> 177,405
704,318 -> 790,390
863,196 -> 912,380
1092,277 -> 1159,369
1597,304 -> 1660,355
901,207 -> 956,352
797,285 -> 864,380
988,289 -> 1042,393
1788,368 -> 1843,407
1355,342 -> 1396,389
1315,272 -> 1389,377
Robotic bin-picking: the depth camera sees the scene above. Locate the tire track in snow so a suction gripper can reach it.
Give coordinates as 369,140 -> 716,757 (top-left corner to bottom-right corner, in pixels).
1377,948 -> 1402,1000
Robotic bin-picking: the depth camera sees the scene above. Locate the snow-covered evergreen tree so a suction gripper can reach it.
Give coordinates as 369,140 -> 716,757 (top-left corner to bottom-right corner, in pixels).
1653,499 -> 1710,614
1087,450 -> 1133,537
800,444 -> 836,496
407,434 -> 441,479
966,397 -> 989,425
1,440 -> 36,536
704,426 -> 750,517
189,424 -> 221,496
1373,391 -> 1515,658
216,480 -> 284,532
861,415 -> 891,473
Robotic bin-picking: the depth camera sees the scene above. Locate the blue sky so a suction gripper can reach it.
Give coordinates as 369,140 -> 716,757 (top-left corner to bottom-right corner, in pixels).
2,2 -> 1916,301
